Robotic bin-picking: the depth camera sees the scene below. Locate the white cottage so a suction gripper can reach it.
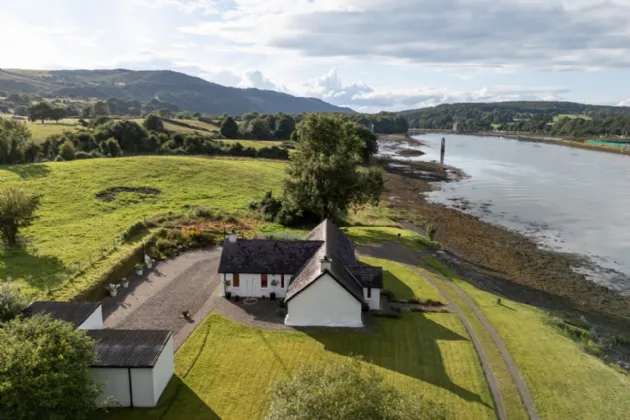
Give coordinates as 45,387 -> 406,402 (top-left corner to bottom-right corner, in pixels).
218,220 -> 383,327
22,301 -> 174,408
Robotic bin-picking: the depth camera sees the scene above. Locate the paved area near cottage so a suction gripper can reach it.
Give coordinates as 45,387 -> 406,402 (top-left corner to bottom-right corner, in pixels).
356,240 -> 539,420
102,249 -> 222,350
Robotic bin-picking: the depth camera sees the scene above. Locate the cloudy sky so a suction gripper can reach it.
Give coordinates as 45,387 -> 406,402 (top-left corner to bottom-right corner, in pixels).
3,0 -> 630,112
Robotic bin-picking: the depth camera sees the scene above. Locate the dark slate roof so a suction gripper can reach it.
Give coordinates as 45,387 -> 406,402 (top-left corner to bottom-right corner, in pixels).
347,266 -> 384,288
218,239 -> 323,274
23,301 -> 101,328
304,220 -> 358,266
87,330 -> 172,368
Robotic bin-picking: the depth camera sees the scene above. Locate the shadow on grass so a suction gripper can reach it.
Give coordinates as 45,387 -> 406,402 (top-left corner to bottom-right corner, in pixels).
302,313 -> 492,409
0,244 -> 67,292
97,376 -> 219,420
3,163 -> 51,179
361,259 -> 415,301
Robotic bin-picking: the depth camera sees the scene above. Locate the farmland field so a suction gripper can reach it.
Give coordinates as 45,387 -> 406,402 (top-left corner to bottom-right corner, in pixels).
0,156 -> 285,297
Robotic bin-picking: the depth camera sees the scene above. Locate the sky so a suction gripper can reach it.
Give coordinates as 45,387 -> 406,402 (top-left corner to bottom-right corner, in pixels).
3,0 -> 630,113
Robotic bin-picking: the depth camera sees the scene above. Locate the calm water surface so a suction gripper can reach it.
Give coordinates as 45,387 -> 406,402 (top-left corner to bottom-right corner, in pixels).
381,133 -> 630,292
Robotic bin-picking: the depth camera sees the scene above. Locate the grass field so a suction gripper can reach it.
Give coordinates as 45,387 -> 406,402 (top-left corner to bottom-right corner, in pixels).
0,156 -> 285,297
553,114 -> 592,122
342,225 -> 440,249
425,258 -> 630,420
361,256 -> 444,303
222,139 -> 284,150
104,309 -> 494,420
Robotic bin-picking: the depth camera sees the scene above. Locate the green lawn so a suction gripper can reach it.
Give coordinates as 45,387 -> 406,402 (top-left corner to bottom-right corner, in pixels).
104,311 -> 494,420
361,256 -> 444,303
0,156 -> 285,297
424,257 -> 630,420
343,225 -> 439,249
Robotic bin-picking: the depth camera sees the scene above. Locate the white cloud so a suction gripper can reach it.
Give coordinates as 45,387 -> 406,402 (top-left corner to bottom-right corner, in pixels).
133,0 -> 221,14
617,99 -> 630,107
237,70 -> 286,91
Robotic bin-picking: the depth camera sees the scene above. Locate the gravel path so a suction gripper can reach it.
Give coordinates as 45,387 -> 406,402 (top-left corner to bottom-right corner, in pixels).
103,249 -> 221,350
357,241 -> 540,420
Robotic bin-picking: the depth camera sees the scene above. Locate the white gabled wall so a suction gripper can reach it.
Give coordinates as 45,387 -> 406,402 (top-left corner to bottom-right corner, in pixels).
285,273 -> 363,327
130,368 -> 154,407
78,305 -> 103,330
363,288 -> 381,310
223,273 -> 290,298
151,336 -> 174,406
90,368 -> 131,407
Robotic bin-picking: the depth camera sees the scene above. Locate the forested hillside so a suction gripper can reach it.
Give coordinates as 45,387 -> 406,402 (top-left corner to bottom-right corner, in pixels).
0,69 -> 354,115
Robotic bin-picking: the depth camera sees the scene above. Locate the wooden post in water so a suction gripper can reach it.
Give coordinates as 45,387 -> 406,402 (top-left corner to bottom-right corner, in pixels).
440,137 -> 446,164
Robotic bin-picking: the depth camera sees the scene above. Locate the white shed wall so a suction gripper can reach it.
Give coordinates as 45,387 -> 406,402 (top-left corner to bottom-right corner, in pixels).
151,336 -> 174,406
223,273 -> 291,298
130,368 -> 154,407
363,288 -> 381,310
90,368 -> 130,407
78,305 -> 103,330
285,273 -> 363,327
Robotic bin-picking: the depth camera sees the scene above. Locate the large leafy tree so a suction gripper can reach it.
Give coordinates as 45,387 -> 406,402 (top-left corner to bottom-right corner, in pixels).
143,114 -> 165,132
220,116 -> 239,139
0,118 -> 34,165
0,282 -> 28,322
274,114 -> 296,140
248,117 -> 272,140
266,357 -> 444,420
27,102 -> 53,123
284,114 -> 384,221
91,100 -> 110,117
0,187 -> 41,246
0,315 -> 101,420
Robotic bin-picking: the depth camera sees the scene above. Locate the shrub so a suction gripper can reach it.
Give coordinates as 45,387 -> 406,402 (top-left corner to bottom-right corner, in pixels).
74,151 -> 91,160
426,224 -> 437,241
143,115 -> 164,132
0,282 -> 28,322
100,137 -> 122,157
59,140 -> 76,161
189,206 -> 214,218
0,315 -> 101,420
0,187 -> 41,246
266,357 -> 443,420
121,221 -> 148,242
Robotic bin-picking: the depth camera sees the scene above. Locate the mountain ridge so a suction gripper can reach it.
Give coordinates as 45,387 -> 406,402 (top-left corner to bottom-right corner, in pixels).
0,68 -> 355,115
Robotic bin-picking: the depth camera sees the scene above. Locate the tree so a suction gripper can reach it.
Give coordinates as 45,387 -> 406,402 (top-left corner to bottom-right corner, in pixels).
0,315 -> 101,420
0,187 -> 41,246
143,115 -> 164,132
266,357 -> 443,420
284,114 -> 384,221
350,124 -> 378,163
274,115 -> 296,140
101,137 -> 123,157
81,106 -> 91,118
0,118 -> 33,165
13,105 -> 28,116
27,102 -> 53,123
59,140 -> 76,161
248,117 -> 272,140
50,107 -> 67,123
91,101 -> 110,117
0,282 -> 28,322
220,116 -> 239,139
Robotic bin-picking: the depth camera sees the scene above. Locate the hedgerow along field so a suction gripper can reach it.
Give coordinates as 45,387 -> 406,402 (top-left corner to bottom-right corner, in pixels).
103,265 -> 495,420
0,156 -> 285,297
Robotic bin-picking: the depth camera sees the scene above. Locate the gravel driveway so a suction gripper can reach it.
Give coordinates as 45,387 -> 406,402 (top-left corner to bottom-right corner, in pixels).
102,249 -> 221,349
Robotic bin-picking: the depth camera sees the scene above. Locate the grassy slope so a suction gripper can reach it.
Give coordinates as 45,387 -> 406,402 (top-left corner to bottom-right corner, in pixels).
0,156 -> 285,296
426,258 -> 630,420
106,313 -> 493,419
343,225 -> 440,249
361,256 -> 444,303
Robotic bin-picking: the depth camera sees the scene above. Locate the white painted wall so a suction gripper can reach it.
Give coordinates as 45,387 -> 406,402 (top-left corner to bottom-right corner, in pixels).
285,273 -> 363,327
223,273 -> 291,298
130,368 -> 154,407
151,336 -> 174,406
78,305 -> 103,330
363,288 -> 381,310
90,368 -> 131,407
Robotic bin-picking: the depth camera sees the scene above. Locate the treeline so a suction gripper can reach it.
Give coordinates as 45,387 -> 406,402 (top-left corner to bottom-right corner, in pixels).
221,112 -> 296,140
0,116 -> 289,165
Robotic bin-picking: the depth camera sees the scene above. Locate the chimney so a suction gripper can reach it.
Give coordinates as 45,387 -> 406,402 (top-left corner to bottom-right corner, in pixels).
320,255 -> 331,273
228,230 -> 237,244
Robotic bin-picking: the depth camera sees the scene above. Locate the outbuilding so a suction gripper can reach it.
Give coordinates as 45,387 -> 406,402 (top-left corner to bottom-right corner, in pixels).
87,329 -> 174,408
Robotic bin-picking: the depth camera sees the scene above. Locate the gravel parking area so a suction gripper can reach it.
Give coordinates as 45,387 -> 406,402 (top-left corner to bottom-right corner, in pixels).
103,249 -> 221,349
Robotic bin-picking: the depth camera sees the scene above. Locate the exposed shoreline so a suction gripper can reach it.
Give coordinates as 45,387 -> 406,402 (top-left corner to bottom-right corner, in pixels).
375,140 -> 630,341
408,129 -> 630,156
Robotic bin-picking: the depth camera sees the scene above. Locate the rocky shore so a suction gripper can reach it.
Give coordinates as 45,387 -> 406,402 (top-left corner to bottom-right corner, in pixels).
376,153 -> 630,343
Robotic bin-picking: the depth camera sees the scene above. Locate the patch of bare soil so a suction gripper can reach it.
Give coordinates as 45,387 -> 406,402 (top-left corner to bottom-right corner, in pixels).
378,159 -> 630,337
96,186 -> 162,202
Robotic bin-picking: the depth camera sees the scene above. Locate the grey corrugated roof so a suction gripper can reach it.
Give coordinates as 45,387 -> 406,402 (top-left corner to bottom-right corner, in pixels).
347,266 -> 384,288
87,330 -> 172,368
218,239 -> 323,274
23,301 -> 101,328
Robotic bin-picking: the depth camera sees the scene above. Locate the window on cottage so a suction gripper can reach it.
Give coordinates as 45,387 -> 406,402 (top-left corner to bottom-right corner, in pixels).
233,273 -> 240,288
281,274 -> 285,288
367,288 -> 372,298
261,274 -> 268,288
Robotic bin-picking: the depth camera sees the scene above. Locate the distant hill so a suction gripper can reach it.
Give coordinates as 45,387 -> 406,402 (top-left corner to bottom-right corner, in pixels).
0,69 -> 355,115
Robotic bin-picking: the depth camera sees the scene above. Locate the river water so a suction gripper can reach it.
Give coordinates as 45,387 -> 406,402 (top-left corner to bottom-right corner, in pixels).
381,133 -> 630,293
